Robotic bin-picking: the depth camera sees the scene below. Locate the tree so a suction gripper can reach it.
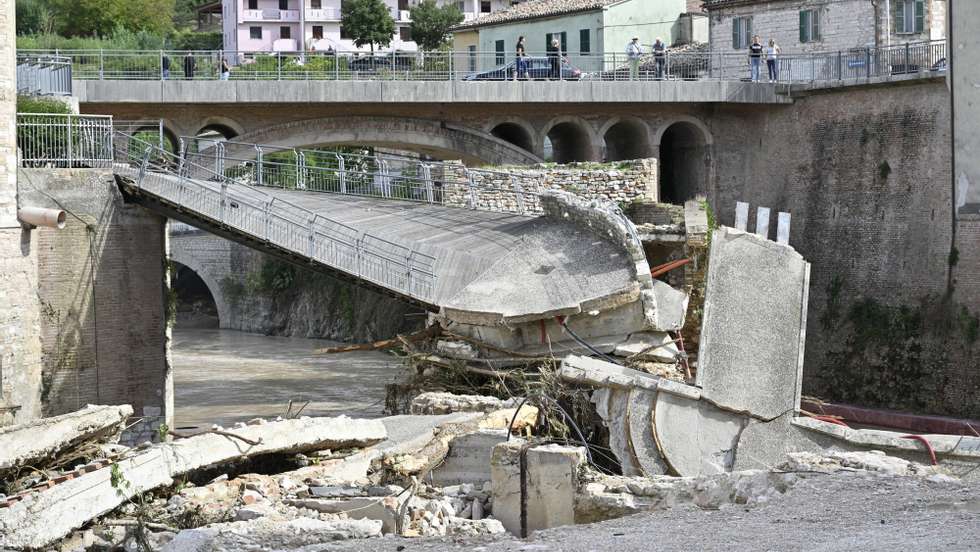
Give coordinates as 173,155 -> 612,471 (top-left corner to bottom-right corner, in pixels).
46,0 -> 174,37
409,0 -> 463,52
16,0 -> 55,35
341,0 -> 396,53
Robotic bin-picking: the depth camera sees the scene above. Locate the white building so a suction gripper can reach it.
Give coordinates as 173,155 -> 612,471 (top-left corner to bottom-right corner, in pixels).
221,0 -> 521,53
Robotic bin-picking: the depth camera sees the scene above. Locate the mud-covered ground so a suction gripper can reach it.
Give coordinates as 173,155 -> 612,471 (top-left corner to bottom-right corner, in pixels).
323,472 -> 980,552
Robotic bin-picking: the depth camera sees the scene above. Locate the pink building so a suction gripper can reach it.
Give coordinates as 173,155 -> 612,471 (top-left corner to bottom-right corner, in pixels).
222,0 -> 517,53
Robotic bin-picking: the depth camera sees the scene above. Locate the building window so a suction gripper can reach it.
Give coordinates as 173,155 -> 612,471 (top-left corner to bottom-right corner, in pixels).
249,26 -> 262,40
732,16 -> 752,49
579,29 -> 590,54
279,0 -> 288,10
799,9 -> 820,43
311,0 -> 321,8
481,1 -> 491,12
312,25 -> 323,39
340,25 -> 350,39
468,45 -> 476,71
280,26 -> 291,39
495,39 -> 505,65
400,27 -> 412,41
248,0 -> 257,9
546,32 -> 567,54
896,0 -> 925,34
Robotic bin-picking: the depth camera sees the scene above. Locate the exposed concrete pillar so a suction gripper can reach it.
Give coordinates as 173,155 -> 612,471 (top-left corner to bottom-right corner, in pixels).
951,0 -> 980,214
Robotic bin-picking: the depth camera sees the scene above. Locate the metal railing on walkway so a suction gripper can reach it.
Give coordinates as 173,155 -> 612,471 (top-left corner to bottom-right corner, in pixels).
18,40 -> 946,83
119,135 -> 439,303
16,113 -> 114,168
16,54 -> 72,96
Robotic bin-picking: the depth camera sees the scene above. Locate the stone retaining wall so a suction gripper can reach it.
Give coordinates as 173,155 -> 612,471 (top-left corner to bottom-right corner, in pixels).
443,159 -> 658,214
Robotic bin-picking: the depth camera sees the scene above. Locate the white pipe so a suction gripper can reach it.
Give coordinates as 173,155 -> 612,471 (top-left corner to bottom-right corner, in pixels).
18,207 -> 67,229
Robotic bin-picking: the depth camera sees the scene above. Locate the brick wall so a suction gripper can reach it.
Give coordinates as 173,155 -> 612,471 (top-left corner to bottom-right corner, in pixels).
18,169 -> 171,443
444,159 -> 658,213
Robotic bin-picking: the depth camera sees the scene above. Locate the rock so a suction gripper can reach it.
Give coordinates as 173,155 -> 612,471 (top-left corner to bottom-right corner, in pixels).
234,503 -> 276,521
479,406 -> 539,433
160,517 -> 382,551
410,392 -> 510,415
446,518 -> 506,537
435,340 -> 479,360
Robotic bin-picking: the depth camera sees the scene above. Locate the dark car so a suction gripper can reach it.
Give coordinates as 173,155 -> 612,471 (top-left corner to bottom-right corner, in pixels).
346,53 -> 413,74
463,57 -> 582,81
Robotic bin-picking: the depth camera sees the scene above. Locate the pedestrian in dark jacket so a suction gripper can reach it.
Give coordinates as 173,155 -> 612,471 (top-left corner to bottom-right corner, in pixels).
548,38 -> 561,80
183,52 -> 196,80
161,55 -> 171,80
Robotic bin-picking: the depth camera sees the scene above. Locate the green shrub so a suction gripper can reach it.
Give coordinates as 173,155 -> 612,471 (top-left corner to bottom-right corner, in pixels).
16,95 -> 72,114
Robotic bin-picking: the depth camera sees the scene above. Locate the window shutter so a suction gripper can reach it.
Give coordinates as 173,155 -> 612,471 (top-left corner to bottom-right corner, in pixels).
915,0 -> 925,33
733,18 -> 740,49
800,11 -> 808,43
813,10 -> 820,40
746,17 -> 752,46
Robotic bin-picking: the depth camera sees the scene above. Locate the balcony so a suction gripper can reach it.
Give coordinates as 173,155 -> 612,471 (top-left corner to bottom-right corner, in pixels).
306,7 -> 341,20
242,9 -> 300,21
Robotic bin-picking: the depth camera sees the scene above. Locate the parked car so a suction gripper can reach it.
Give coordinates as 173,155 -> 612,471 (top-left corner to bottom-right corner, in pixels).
347,53 -> 413,74
463,57 -> 583,81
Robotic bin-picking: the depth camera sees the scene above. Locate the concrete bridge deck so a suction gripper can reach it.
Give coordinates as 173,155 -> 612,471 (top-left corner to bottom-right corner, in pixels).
117,165 -> 639,323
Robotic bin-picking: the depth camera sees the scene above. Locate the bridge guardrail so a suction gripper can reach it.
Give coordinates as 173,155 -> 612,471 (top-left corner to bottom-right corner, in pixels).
18,40 -> 946,83
180,136 -> 544,216
17,113 -> 114,168
119,135 -> 438,304
16,54 -> 72,96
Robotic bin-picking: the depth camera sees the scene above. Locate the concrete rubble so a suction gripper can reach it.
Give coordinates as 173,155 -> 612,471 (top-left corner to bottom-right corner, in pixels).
0,404 -> 133,479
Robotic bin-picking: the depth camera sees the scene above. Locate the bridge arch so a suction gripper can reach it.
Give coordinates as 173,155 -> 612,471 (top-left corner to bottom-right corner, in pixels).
168,247 -> 231,329
654,117 -> 713,205
485,118 -> 539,157
193,116 -> 245,141
542,116 -> 599,164
599,117 -> 654,162
230,117 -> 542,166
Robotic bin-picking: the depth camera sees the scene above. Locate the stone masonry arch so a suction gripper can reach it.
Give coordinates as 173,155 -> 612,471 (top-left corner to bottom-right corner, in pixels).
541,116 -> 601,163
655,116 -> 714,205
168,230 -> 233,328
599,116 -> 655,162
229,117 -> 543,165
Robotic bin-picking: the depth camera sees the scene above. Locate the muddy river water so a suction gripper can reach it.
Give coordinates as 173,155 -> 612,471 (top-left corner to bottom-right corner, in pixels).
171,329 -> 408,429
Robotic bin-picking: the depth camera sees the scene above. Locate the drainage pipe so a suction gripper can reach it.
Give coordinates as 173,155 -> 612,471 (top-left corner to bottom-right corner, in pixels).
18,207 -> 67,229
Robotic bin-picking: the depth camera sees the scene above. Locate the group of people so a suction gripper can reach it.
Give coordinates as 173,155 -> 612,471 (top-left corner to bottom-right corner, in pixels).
513,35 -> 566,80
624,35 -> 783,82
161,52 -> 232,80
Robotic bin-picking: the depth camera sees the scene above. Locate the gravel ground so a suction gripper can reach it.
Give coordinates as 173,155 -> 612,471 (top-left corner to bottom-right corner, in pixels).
322,472 -> 980,552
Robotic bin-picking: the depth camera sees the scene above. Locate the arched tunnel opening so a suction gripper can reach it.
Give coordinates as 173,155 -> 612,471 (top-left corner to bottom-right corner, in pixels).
490,122 -> 535,154
659,122 -> 709,205
545,122 -> 592,164
604,120 -> 651,162
196,123 -> 239,142
171,261 -> 219,329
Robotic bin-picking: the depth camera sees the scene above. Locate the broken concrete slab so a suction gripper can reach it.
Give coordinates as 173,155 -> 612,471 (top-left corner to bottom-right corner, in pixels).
0,404 -> 133,478
593,388 -> 643,476
431,429 -> 509,487
283,496 -> 404,533
560,354 -> 661,391
0,416 -> 387,550
160,517 -> 382,551
626,388 -> 669,476
653,391 -> 747,477
696,227 -> 810,420
645,279 -> 689,332
731,412 -> 830,472
491,441 -> 586,536
613,331 -> 680,363
409,392 -> 512,415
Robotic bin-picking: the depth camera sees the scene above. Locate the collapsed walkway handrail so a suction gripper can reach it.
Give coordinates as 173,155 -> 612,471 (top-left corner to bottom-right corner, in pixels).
115,134 -> 438,303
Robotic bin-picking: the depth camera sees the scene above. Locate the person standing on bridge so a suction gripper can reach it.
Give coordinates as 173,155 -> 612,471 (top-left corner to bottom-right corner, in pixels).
766,38 -> 781,82
183,51 -> 196,80
652,37 -> 667,80
161,54 -> 171,80
220,57 -> 231,81
626,37 -> 642,80
548,38 -> 563,80
748,35 -> 763,82
515,36 -> 529,81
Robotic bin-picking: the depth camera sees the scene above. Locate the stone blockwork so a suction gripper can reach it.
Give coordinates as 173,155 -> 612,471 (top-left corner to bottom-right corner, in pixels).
0,0 -> 14,228
705,80 -> 978,418
17,169 -> 171,443
169,229 -> 421,342
444,159 -> 658,214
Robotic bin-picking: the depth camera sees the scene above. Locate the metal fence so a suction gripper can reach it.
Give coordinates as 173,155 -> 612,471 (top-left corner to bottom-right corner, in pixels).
18,40 -> 946,83
16,54 -> 72,96
178,136 -> 543,215
120,135 -> 438,303
17,113 -> 114,168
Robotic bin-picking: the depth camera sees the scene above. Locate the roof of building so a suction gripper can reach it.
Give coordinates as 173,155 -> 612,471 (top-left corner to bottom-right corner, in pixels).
453,0 -> 629,31
701,0 -> 788,9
